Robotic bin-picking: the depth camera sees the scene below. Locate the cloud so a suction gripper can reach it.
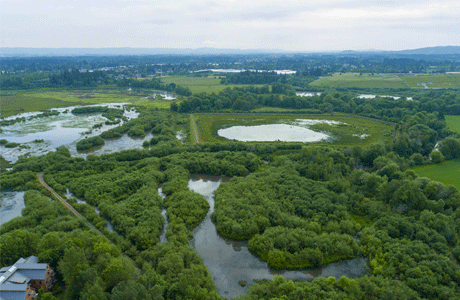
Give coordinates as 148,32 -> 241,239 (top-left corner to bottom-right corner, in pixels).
1,0 -> 459,50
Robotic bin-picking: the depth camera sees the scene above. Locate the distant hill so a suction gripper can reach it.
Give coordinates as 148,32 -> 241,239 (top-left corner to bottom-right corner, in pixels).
394,46 -> 460,55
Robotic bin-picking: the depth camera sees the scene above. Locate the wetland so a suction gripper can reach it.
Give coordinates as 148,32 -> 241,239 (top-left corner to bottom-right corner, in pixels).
188,175 -> 369,299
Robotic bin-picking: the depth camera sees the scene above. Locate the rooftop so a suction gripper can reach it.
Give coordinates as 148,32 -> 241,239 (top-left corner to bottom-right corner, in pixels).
0,256 -> 50,296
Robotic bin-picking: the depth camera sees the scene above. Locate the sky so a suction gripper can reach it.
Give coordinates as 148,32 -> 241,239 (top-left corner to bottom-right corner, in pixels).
1,0 -> 459,51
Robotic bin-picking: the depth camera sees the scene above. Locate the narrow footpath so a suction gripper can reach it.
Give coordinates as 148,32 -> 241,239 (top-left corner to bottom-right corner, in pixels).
37,172 -> 103,236
190,114 -> 200,143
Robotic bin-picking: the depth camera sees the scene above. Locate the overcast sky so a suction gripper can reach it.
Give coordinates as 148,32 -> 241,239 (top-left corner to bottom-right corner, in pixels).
1,0 -> 459,51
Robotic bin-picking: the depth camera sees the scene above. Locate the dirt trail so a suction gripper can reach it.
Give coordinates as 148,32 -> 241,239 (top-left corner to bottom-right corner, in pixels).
190,114 -> 200,143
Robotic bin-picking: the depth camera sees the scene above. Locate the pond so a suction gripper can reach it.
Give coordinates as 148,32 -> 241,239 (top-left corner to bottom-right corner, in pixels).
73,133 -> 154,158
296,91 -> 322,97
0,192 -> 25,226
217,124 -> 330,142
188,175 -> 369,299
144,91 -> 176,100
358,94 -> 413,101
0,103 -> 146,163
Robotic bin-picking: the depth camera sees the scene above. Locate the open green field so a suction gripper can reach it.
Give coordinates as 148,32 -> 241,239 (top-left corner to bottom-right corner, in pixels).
446,115 -> 460,134
131,98 -> 174,109
0,89 -> 143,117
194,113 -> 394,147
161,75 -> 264,94
412,159 -> 460,191
403,74 -> 460,89
310,73 -> 410,89
251,107 -> 321,114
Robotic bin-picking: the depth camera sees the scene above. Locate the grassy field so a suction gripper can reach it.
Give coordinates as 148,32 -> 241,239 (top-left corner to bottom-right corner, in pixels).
412,159 -> 460,191
160,75 -> 264,94
403,74 -> 460,89
0,89 -> 143,117
252,107 -> 322,114
131,98 -> 175,110
193,113 -> 394,147
446,115 -> 460,134
310,73 -> 410,89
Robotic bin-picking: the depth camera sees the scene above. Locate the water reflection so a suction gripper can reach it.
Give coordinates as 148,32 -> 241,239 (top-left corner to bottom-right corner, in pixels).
144,91 -> 176,100
158,187 -> 168,243
188,175 -> 368,299
296,91 -> 322,97
0,103 -> 141,163
72,133 -> 153,158
218,124 -> 329,142
0,192 -> 25,226
358,94 -> 413,101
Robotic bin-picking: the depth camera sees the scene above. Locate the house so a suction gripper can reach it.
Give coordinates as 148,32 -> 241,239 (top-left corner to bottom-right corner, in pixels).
0,256 -> 55,300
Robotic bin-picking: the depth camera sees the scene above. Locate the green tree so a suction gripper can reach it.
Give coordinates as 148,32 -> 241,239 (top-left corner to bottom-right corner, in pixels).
429,150 -> 444,164
439,137 -> 460,160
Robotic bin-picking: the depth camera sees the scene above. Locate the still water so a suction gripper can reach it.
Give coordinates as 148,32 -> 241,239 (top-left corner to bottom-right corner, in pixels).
218,124 -> 329,142
0,192 -> 25,226
0,103 -> 147,163
188,175 -> 368,299
358,94 -> 413,100
158,187 -> 168,243
296,91 -> 322,97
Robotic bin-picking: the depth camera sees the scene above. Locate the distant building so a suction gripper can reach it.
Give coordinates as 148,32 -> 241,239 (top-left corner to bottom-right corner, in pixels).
0,256 -> 55,300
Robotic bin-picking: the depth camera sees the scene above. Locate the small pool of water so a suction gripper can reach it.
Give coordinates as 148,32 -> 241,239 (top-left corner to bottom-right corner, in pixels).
358,94 -> 413,100
143,91 -> 176,100
0,192 -> 25,226
217,124 -> 330,142
296,91 -> 322,97
72,133 -> 154,158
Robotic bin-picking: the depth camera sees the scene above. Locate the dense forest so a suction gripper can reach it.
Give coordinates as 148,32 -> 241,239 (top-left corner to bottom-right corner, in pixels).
2,53 -> 460,75
0,69 -> 110,90
116,78 -> 192,96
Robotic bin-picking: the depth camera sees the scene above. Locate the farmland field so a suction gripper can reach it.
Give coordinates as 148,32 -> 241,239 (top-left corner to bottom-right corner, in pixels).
412,159 -> 460,191
309,73 -> 410,89
403,74 -> 460,89
194,113 -> 394,147
446,115 -> 460,134
160,75 -> 264,93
